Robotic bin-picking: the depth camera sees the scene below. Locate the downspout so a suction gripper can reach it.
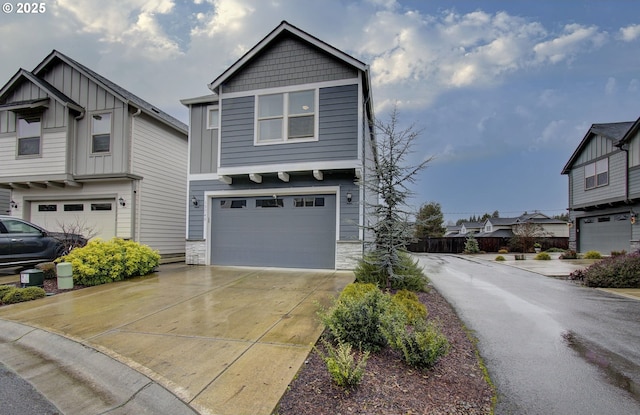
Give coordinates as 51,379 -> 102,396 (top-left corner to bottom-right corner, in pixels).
130,108 -> 142,242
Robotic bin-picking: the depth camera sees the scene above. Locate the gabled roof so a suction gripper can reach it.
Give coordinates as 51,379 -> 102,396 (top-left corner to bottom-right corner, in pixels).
617,115 -> 640,148
0,68 -> 83,113
208,21 -> 368,93
562,121 -> 634,174
32,50 -> 187,134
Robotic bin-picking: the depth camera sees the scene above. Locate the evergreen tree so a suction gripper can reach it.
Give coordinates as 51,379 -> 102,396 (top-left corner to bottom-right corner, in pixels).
361,105 -> 432,289
415,202 -> 445,238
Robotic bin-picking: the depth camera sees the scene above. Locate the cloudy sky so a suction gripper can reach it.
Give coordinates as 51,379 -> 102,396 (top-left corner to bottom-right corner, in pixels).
2,0 -> 639,223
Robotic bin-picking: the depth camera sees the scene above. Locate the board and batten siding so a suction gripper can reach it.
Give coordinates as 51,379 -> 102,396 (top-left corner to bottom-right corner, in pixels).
187,176 -> 359,241
220,84 -> 359,168
131,114 -> 187,255
40,62 -> 130,176
570,150 -> 627,208
0,81 -> 68,133
0,130 -> 67,177
189,103 -> 218,174
222,35 -> 358,94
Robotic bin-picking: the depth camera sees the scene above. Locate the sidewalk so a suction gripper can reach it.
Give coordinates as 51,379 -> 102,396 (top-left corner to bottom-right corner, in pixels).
462,253 -> 640,301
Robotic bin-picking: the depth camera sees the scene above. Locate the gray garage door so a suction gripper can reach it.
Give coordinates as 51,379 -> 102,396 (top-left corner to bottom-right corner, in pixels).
579,213 -> 631,254
211,194 -> 336,268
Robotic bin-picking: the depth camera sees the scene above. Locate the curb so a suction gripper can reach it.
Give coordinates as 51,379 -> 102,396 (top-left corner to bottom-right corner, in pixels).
0,319 -> 198,415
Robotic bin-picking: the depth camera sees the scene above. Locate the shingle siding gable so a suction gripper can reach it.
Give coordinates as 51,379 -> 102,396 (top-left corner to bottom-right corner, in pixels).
222,35 -> 358,93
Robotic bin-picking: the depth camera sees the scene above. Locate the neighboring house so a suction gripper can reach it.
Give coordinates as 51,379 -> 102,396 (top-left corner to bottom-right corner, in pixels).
0,50 -> 188,256
444,225 -> 461,236
446,212 -> 568,239
181,21 -> 375,269
562,119 -> 640,254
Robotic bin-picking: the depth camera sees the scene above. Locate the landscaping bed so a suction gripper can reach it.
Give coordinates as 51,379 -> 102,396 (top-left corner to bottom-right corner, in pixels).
276,287 -> 494,415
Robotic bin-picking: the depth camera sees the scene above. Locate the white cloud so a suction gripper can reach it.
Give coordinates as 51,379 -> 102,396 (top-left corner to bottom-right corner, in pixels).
619,24 -> 640,41
605,77 -> 617,95
191,0 -> 255,37
54,0 -> 181,60
533,23 -> 607,64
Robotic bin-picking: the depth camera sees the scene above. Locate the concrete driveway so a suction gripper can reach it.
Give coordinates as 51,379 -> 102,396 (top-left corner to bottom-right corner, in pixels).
0,264 -> 353,415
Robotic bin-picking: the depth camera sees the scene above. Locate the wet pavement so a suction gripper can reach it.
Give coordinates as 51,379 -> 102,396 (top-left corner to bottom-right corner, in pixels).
414,253 -> 640,415
0,264 -> 353,415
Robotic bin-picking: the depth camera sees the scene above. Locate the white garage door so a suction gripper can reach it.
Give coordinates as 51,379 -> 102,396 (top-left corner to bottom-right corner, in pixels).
210,194 -> 336,269
31,199 -> 116,239
578,213 -> 631,254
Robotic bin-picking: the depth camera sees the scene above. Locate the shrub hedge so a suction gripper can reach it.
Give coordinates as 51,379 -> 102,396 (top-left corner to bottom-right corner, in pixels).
1,287 -> 46,304
583,252 -> 640,288
354,251 -> 429,291
60,238 -> 160,286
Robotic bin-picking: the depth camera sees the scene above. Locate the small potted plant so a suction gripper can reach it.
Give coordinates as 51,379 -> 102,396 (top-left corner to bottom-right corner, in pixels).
533,242 -> 542,253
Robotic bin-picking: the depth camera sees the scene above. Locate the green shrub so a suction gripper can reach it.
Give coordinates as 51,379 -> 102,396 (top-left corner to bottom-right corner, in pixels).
321,284 -> 393,352
391,290 -> 428,325
495,255 -> 506,261
610,250 -> 627,257
0,285 -> 17,298
498,248 -> 509,254
316,339 -> 369,388
583,253 -> 640,288
534,252 -> 551,260
2,287 -> 46,304
354,251 -> 428,291
383,321 -> 449,370
36,262 -> 57,279
339,282 -> 379,300
583,250 -> 602,259
560,250 -> 578,259
546,247 -> 566,253
60,238 -> 160,286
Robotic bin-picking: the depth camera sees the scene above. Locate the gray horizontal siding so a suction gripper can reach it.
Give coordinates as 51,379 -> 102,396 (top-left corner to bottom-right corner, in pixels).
220,84 -> 358,168
629,167 -> 640,198
570,150 -> 626,207
223,35 -> 358,93
188,175 -> 359,240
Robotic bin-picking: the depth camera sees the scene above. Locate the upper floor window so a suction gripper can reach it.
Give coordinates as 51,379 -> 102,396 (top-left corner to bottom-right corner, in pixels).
207,106 -> 219,130
91,113 -> 111,153
256,89 -> 316,144
585,158 -> 608,189
17,116 -> 41,156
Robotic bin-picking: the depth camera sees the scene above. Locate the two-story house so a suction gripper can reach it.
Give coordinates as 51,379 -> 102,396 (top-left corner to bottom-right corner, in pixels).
0,50 -> 188,256
481,212 -> 569,238
562,120 -> 639,254
181,21 -> 375,269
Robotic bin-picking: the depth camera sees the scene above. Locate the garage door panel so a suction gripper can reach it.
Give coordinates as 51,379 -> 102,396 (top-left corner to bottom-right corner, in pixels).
211,195 -> 336,269
31,200 -> 116,240
579,214 -> 630,254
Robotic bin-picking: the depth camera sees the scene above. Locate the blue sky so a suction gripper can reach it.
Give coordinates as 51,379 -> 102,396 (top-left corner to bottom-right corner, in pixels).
2,0 -> 639,223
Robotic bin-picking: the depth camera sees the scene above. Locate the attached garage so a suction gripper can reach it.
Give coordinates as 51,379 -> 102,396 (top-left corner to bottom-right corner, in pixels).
578,213 -> 631,254
30,199 -> 116,239
210,194 -> 336,269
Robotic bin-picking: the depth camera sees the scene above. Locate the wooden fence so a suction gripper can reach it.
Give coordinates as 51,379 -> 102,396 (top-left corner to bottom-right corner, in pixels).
408,237 -> 569,254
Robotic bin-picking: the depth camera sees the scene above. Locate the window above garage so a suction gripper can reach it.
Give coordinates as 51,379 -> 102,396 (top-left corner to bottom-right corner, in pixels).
585,158 -> 608,190
91,113 -> 112,154
255,89 -> 317,145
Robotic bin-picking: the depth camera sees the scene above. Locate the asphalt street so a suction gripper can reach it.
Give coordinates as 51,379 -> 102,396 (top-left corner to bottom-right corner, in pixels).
0,362 -> 61,414
414,253 -> 640,415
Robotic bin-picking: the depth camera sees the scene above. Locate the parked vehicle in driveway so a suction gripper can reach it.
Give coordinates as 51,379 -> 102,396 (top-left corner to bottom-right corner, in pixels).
0,215 -> 87,268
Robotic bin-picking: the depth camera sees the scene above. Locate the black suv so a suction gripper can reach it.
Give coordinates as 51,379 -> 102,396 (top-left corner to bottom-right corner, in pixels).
0,215 -> 87,268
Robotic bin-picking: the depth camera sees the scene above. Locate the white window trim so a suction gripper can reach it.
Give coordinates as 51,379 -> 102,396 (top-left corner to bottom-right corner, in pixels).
16,115 -> 42,157
206,105 -> 219,130
254,88 -> 319,146
90,111 -> 113,155
584,157 -> 608,190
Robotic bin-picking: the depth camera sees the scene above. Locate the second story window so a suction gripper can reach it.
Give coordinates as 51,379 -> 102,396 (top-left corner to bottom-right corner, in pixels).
256,89 -> 316,144
207,107 -> 219,130
92,113 -> 111,153
585,158 -> 608,189
17,116 -> 41,156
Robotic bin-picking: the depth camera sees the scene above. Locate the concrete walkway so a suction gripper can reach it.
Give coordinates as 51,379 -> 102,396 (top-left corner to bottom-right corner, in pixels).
0,264 -> 353,415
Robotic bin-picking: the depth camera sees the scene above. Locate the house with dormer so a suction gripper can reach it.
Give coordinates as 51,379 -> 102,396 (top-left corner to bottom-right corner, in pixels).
562,119 -> 640,253
181,21 -> 376,269
0,51 -> 188,256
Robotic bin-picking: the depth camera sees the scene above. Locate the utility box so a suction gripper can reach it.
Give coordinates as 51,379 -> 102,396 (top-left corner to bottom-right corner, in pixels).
20,269 -> 44,288
56,262 -> 73,290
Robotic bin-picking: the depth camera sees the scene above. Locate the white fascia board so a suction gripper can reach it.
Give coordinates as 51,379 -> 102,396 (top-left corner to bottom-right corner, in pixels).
217,160 -> 361,176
